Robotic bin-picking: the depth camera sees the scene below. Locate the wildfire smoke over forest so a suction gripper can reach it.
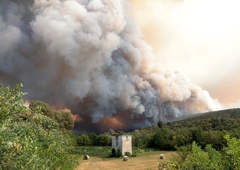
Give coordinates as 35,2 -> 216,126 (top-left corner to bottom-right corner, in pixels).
0,0 -> 220,132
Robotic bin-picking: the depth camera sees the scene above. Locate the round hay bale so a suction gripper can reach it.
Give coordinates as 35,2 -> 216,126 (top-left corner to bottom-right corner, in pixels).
84,155 -> 89,160
123,155 -> 129,161
160,154 -> 165,159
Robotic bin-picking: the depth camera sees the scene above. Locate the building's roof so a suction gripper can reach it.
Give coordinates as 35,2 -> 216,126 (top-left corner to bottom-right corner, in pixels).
112,134 -> 131,137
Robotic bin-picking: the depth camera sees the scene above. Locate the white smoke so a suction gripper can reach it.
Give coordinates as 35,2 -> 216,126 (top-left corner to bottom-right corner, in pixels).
0,0 -> 221,132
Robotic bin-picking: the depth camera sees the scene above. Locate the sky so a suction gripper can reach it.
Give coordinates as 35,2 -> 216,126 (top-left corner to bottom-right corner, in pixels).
129,0 -> 240,108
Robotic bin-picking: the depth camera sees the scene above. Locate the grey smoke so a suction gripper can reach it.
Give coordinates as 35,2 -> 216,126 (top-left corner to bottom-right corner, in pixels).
0,0 -> 221,132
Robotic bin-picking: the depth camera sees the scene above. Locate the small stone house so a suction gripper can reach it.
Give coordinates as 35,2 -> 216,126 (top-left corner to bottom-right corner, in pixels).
112,134 -> 132,155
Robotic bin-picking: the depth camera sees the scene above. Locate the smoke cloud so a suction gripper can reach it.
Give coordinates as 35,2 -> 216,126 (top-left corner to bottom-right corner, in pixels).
130,0 -> 240,108
0,0 -> 220,133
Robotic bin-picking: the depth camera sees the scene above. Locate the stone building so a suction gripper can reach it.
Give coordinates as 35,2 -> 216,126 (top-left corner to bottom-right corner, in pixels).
112,134 -> 132,155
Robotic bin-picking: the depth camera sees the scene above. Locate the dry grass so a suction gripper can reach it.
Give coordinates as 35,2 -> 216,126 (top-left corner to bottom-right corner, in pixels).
75,151 -> 177,170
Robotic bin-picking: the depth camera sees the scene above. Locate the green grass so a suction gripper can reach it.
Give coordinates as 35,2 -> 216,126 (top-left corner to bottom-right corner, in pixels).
74,146 -> 112,158
73,146 -> 156,159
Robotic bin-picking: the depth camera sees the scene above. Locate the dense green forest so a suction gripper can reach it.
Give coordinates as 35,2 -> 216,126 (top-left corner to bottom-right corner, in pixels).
1,83 -> 240,169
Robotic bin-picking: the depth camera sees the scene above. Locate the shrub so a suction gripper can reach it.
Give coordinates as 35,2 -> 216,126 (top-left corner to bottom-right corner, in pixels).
0,83 -> 26,122
223,135 -> 240,169
0,84 -> 78,169
29,101 -> 74,130
117,148 -> 122,157
111,148 -> 116,157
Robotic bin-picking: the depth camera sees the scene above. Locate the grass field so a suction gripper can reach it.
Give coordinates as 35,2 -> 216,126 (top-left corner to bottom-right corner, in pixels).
74,146 -> 177,170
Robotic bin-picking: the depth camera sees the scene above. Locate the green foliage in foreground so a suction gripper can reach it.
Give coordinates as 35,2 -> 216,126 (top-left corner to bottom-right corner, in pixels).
0,84 -> 78,169
160,135 -> 240,170
0,84 -> 26,122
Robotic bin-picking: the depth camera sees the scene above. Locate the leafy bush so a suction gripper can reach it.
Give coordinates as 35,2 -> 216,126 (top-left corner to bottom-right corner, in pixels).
77,134 -> 93,146
171,136 -> 240,170
29,100 -> 74,130
0,84 -> 78,169
182,142 -> 218,170
116,148 -> 122,157
159,160 -> 181,170
223,135 -> 240,169
111,148 -> 116,157
0,117 -> 77,169
0,83 -> 26,122
96,133 -> 112,146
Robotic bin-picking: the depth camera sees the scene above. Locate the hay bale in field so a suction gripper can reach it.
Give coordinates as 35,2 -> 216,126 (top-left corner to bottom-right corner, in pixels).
123,155 -> 129,161
84,155 -> 89,160
159,154 -> 165,159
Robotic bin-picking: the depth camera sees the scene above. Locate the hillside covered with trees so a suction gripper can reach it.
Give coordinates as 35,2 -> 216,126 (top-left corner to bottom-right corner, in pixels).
137,108 -> 240,150
168,108 -> 240,132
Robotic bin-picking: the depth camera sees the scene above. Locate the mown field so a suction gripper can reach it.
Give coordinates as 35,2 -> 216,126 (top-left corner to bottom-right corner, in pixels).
74,146 -> 176,170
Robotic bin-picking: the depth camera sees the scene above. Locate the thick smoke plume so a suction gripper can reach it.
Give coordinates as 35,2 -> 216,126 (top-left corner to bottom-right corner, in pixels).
0,0 -> 220,133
